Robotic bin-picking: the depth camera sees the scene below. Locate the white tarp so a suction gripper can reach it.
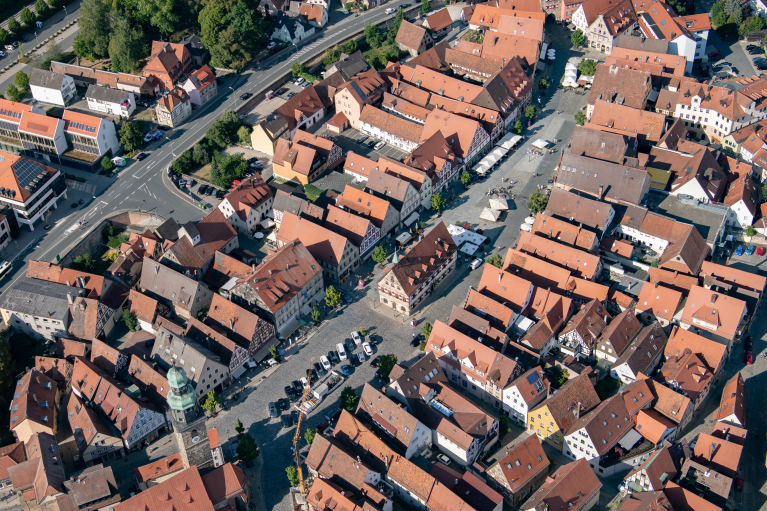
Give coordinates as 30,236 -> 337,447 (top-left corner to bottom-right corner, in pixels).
460,243 -> 479,255
565,61 -> 577,71
489,198 -> 508,210
448,224 -> 488,246
540,42 -> 548,59
261,219 -> 275,228
267,231 -> 278,243
532,139 -> 549,149
484,153 -> 499,166
492,147 -> 507,159
480,208 -> 502,222
562,77 -> 578,88
564,68 -> 578,79
475,163 -> 490,175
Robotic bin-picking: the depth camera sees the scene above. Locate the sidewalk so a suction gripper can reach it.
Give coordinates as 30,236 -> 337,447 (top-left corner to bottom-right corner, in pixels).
1,20 -> 79,80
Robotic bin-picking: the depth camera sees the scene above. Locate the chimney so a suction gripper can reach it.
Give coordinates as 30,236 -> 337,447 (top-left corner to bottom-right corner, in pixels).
230,319 -> 234,329
79,276 -> 86,288
66,280 -> 71,287
498,272 -> 502,283
598,184 -> 604,199
67,293 -> 73,305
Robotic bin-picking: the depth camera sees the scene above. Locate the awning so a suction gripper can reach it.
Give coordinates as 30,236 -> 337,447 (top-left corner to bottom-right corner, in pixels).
252,337 -> 280,362
532,139 -> 549,149
403,212 -> 420,226
301,304 -> 312,315
647,89 -> 659,102
619,428 -> 643,450
520,223 -> 532,232
396,232 -> 412,244
460,243 -> 479,255
492,147 -> 507,159
480,208 -> 502,222
499,135 -> 522,150
277,316 -> 301,339
261,219 -> 275,229
267,231 -> 278,243
489,198 -> 508,210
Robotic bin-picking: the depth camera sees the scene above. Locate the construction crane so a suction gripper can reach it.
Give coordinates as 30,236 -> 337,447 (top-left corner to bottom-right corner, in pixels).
292,357 -> 314,494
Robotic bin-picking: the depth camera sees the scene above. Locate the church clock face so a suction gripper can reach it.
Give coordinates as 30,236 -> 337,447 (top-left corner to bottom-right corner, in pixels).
192,436 -> 201,444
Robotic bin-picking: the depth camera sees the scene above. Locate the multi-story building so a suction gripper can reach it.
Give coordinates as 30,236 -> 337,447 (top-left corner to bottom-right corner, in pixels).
594,308 -> 642,363
377,222 -> 457,316
571,0 -> 636,54
502,367 -> 549,425
9,369 -> 59,444
610,322 -> 667,384
527,371 -> 601,452
519,458 -> 601,511
276,84 -> 332,138
85,85 -> 135,118
365,168 -> 422,224
395,21 -> 434,57
62,110 -> 120,164
28,69 -> 75,106
275,212 -> 358,283
230,240 -> 323,340
335,185 -> 400,238
139,259 -> 214,319
67,392 -> 125,466
206,292 -> 277,362
679,286 -> 747,344
622,443 -> 678,493
182,65 -> 218,106
218,175 -> 274,234
143,41 -> 193,91
425,320 -> 521,409
334,69 -> 386,130
486,434 -> 550,506
558,299 -> 611,361
360,105 -> 424,152
0,153 -> 67,232
420,108 -> 490,171
271,137 -> 329,185
156,88 -> 192,128
324,205 -> 381,258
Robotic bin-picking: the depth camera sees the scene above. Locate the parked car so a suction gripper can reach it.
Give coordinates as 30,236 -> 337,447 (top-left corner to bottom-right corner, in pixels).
268,402 -> 279,418
745,350 -> 753,365
307,368 -> 318,382
198,185 -> 209,195
470,258 -> 483,270
135,152 -> 147,161
357,351 -> 366,363
750,47 -> 765,54
340,364 -> 353,376
341,9 -> 349,13
295,78 -> 305,86
410,337 -> 422,347
292,380 -> 303,394
708,49 -> 721,58
367,139 -> 377,148
746,245 -> 755,256
759,247 -> 766,256
281,415 -> 292,428
336,343 -> 347,361
277,398 -> 290,410
374,141 -> 386,150
267,41 -> 277,50
370,355 -> 380,368
325,408 -> 342,423
356,137 -> 365,144
351,331 -> 362,345
437,454 -> 451,466
313,361 -> 325,377
369,334 -> 382,345
316,422 -> 328,433
0,51 -> 5,58
345,339 -> 356,354
277,87 -> 289,95
735,245 -> 745,256
240,93 -> 252,100
291,410 -> 300,424
745,336 -> 754,351
385,7 -> 396,13
341,291 -> 353,303
735,478 -> 744,491
320,355 -> 331,370
362,342 -> 373,356
328,350 -> 340,364
215,190 -> 224,199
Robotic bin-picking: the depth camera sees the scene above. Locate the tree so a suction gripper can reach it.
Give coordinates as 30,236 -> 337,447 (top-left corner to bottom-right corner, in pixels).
377,353 -> 397,377
740,16 -> 764,36
325,285 -> 342,308
200,0 -> 268,70
72,254 -> 95,271
20,7 -> 35,27
304,428 -> 316,445
513,120 -> 523,134
711,0 -> 728,28
431,192 -> 447,211
235,418 -> 245,434
745,225 -> 756,236
577,59 -> 597,76
291,62 -> 306,77
286,466 -> 299,486
359,326 -> 367,336
124,0 -> 180,37
109,13 -> 147,73
365,23 -> 383,48
0,28 -> 9,47
101,157 -> 115,172
460,170 -> 471,187
527,189 -> 548,214
499,415 -> 509,437
193,142 -> 211,165
486,253 -> 503,268
14,71 -> 29,92
544,365 -> 568,389
118,121 -> 144,153
310,306 -> 321,321
525,105 -> 537,121
422,322 -> 432,339
571,29 -> 584,48
33,41 -> 65,70
5,84 -> 24,102
342,39 -> 358,54
73,0 -> 111,60
340,386 -> 359,411
389,8 -> 406,38
538,77 -> 550,90
7,19 -> 21,38
236,433 -> 260,461
207,122 -> 232,149
323,45 -> 344,68
201,390 -> 219,413
724,0 -> 743,21
210,156 -> 221,183
0,337 -> 12,389
122,309 -> 139,331
575,111 -> 586,126
372,245 -> 388,264
35,0 -> 51,19
237,125 -> 251,145
269,344 -> 281,362
421,0 -> 430,14
196,308 -> 208,321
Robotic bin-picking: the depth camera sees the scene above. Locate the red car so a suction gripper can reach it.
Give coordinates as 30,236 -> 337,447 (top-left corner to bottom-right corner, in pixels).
745,350 -> 753,365
316,422 -> 327,433
735,478 -> 743,491
709,50 -> 721,58
758,247 -> 765,256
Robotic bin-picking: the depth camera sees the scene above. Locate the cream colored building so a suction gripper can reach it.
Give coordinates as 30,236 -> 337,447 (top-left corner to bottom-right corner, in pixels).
250,114 -> 289,156
156,89 -> 192,128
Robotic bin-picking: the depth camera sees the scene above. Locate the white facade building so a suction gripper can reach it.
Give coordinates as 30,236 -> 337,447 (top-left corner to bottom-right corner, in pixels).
501,367 -> 548,425
85,85 -> 136,118
29,70 -> 75,107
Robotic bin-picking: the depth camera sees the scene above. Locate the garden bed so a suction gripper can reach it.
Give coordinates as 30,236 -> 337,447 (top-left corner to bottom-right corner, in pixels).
63,150 -> 99,162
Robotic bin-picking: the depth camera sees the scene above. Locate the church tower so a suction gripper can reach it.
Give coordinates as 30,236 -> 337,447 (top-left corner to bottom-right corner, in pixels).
167,365 -> 214,469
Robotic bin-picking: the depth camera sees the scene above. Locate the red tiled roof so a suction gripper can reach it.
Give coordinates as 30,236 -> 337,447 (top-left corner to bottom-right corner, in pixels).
116,466 -> 214,511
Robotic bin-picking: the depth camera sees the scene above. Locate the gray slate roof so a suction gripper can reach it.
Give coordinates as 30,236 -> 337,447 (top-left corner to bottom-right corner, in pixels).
151,326 -> 227,388
0,277 -> 85,320
139,258 -> 205,308
614,34 -> 670,54
557,153 -> 651,206
29,69 -> 67,90
85,84 -> 131,105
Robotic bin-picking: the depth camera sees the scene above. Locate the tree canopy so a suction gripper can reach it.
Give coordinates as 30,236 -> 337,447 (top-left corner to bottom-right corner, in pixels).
237,433 -> 260,461
527,189 -> 548,214
201,390 -> 219,413
577,59 -> 597,76
200,0 -> 268,70
122,309 -> 139,331
73,0 -> 111,60
119,121 -> 144,153
108,13 -> 147,73
571,29 -> 584,48
340,387 -> 359,411
376,354 -> 398,377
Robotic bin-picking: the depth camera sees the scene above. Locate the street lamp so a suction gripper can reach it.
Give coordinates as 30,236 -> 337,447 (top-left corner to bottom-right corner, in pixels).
229,86 -> 237,111
34,31 -> 39,46
166,136 -> 176,158
63,6 -> 68,22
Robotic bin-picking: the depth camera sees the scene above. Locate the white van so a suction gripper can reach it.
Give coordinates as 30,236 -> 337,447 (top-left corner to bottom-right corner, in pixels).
385,7 -> 396,13
336,343 -> 348,361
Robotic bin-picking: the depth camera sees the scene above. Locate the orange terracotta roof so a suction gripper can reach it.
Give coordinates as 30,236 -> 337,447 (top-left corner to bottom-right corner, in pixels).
133,454 -> 184,484
636,282 -> 683,322
586,100 -> 666,142
18,111 -> 60,138
680,286 -> 747,341
62,110 -> 102,137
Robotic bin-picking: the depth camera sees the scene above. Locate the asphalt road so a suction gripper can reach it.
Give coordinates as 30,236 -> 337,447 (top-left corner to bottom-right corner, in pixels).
0,0 -> 82,94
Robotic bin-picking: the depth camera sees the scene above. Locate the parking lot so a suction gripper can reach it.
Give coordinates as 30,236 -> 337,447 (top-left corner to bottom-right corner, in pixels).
316,125 -> 409,161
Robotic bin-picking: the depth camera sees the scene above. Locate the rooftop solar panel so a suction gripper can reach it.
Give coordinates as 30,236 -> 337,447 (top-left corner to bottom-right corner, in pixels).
12,158 -> 45,189
526,372 -> 539,384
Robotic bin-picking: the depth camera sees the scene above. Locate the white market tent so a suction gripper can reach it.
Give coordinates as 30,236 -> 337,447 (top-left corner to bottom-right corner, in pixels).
520,223 -> 532,232
489,197 -> 509,210
480,208 -> 502,222
474,162 -> 491,175
562,77 -> 579,87
460,243 -> 480,256
499,134 -> 523,149
447,224 -> 488,246
525,216 -> 536,224
484,153 -> 500,166
532,139 -> 549,149
491,147 -> 507,159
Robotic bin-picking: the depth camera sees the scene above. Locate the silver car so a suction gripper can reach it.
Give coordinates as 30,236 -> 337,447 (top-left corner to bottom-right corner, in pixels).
268,402 -> 279,418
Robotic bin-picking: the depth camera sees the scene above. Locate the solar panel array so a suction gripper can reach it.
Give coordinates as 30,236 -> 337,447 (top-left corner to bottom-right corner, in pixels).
12,158 -> 45,188
0,108 -> 22,119
67,120 -> 97,133
526,371 -> 539,385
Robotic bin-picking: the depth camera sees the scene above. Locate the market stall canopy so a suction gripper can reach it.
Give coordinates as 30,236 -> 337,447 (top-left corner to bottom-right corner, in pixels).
499,134 -> 523,150
532,139 -> 549,149
460,243 -> 479,255
403,212 -> 420,226
489,197 -> 508,210
520,223 -> 532,232
480,208 -> 502,222
525,216 -> 536,224
396,232 -> 412,244
448,224 -> 488,246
